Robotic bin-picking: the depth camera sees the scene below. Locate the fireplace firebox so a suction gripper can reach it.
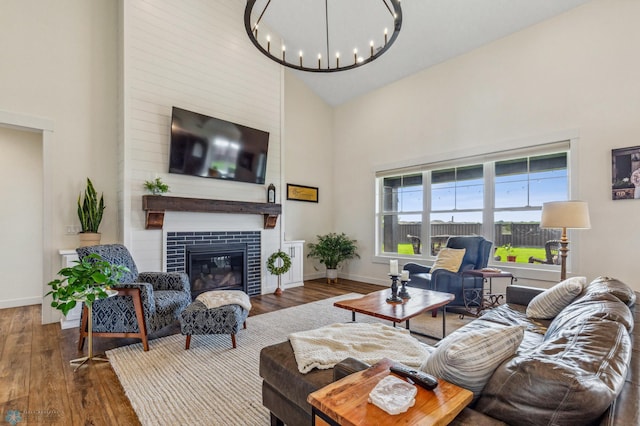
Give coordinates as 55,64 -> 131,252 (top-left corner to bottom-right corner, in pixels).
166,231 -> 261,297
185,244 -> 248,300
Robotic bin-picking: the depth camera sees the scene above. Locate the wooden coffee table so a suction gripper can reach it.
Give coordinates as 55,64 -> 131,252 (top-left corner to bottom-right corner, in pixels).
308,358 -> 473,426
334,288 -> 455,339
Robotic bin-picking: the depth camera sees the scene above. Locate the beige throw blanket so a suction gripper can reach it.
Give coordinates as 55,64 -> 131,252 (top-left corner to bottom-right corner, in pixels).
288,322 -> 429,374
196,290 -> 252,311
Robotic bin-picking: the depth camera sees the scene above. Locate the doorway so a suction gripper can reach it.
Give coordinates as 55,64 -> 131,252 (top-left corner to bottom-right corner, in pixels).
0,111 -> 54,324
0,126 -> 43,307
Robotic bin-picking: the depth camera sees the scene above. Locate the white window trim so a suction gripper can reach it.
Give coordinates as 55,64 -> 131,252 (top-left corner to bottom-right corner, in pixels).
372,131 -> 581,283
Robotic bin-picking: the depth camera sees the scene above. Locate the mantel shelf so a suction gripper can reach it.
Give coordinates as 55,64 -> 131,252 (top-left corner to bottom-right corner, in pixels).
142,195 -> 281,230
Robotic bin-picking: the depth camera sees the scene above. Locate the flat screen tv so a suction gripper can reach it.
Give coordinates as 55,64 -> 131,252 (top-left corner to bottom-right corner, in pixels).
169,107 -> 269,184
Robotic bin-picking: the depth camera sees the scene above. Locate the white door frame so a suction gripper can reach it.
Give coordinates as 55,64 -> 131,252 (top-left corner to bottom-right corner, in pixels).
0,110 -> 55,324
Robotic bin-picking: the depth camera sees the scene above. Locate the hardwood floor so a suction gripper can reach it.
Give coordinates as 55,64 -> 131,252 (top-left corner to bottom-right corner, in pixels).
0,279 -> 382,425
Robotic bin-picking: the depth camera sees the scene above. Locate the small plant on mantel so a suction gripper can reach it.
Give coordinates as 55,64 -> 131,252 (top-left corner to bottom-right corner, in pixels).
144,177 -> 170,195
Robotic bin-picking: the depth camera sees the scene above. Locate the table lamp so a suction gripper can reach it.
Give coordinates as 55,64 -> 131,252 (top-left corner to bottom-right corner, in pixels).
540,201 -> 591,281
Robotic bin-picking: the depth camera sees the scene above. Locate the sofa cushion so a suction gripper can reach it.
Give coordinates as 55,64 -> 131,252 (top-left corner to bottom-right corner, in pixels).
526,276 -> 586,319
476,317 -> 632,426
477,304 -> 547,354
545,291 -> 634,338
584,276 -> 636,307
420,322 -> 524,397
432,248 -> 466,272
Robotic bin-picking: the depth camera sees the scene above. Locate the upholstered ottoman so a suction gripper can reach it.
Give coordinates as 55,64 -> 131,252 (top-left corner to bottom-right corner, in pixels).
179,290 -> 251,349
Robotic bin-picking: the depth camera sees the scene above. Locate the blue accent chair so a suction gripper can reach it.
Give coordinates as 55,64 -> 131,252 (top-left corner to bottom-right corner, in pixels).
76,244 -> 191,351
403,236 -> 493,314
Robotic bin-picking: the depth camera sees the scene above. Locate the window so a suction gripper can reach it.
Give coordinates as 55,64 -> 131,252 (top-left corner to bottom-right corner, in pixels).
380,173 -> 423,255
430,165 -> 484,255
376,142 -> 569,267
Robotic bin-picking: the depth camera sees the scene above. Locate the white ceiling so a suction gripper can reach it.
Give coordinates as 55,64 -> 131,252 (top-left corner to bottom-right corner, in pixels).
247,0 -> 593,106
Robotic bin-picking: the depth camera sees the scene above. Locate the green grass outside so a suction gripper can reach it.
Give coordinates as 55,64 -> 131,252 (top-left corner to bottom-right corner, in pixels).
397,244 -> 546,264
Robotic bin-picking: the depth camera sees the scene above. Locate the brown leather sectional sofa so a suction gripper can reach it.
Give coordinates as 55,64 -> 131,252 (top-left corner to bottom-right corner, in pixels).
259,278 -> 639,425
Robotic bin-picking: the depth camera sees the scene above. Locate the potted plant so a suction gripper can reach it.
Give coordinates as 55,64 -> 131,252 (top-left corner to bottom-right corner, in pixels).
47,253 -> 128,369
77,178 -> 105,247
502,243 -> 517,262
307,232 -> 360,283
144,177 -> 170,195
266,250 -> 292,296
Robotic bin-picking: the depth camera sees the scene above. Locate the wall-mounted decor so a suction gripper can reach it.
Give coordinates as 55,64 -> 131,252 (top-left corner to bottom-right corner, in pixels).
612,145 -> 640,200
287,184 -> 318,203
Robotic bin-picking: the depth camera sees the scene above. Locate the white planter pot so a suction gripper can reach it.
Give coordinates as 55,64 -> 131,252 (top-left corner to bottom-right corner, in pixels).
326,268 -> 338,284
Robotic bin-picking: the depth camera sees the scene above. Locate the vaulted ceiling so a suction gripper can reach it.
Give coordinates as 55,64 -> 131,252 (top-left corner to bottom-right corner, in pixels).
248,0 -> 593,105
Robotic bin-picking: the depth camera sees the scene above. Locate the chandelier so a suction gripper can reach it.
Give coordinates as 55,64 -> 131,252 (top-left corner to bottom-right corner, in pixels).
244,0 -> 403,73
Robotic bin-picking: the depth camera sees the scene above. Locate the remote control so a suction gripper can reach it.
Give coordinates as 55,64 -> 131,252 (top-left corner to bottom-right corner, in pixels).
390,363 -> 439,390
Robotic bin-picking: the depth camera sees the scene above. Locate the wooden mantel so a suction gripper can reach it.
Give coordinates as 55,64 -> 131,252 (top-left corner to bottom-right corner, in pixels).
142,195 -> 282,230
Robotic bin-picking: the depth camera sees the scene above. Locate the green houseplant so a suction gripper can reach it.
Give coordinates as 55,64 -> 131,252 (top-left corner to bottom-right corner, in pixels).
47,253 -> 128,316
143,177 -> 170,195
47,253 -> 128,369
307,232 -> 359,283
77,178 -> 105,246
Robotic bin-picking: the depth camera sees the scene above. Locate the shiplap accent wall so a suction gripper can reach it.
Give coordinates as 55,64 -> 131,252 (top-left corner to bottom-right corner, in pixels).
121,0 -> 282,293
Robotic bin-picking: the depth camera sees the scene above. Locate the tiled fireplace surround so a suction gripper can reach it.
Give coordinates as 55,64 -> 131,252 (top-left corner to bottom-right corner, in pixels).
165,231 -> 261,296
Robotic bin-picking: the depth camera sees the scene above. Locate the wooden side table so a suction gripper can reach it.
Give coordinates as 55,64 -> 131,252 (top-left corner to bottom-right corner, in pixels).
308,358 -> 473,426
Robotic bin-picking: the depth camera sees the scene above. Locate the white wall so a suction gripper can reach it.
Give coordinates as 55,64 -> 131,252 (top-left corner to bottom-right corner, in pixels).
121,0 -> 283,292
283,71 -> 334,279
0,0 -> 119,318
332,0 -> 640,290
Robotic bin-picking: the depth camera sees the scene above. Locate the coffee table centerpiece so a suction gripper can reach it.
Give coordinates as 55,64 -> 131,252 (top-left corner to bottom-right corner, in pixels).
387,261 -> 411,303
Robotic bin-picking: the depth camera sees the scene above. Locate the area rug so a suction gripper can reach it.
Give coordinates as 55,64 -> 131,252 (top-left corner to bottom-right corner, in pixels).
106,293 -> 472,425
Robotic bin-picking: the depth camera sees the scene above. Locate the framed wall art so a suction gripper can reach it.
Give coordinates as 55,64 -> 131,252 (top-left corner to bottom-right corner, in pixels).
287,184 -> 319,203
611,145 -> 640,200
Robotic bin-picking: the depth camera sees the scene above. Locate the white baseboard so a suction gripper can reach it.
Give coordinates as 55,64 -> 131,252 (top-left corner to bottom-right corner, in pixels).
0,296 -> 42,309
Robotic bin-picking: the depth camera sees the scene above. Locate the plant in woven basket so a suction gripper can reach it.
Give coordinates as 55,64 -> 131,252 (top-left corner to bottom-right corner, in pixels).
267,250 -> 292,295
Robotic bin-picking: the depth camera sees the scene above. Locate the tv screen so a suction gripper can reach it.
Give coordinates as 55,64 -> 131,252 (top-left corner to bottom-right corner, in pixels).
169,107 -> 269,184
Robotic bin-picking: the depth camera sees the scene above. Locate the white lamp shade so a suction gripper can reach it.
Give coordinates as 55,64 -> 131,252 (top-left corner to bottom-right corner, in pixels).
540,201 -> 591,229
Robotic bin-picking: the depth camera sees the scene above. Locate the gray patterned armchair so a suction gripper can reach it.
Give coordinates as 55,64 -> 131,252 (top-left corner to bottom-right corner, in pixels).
76,244 -> 191,351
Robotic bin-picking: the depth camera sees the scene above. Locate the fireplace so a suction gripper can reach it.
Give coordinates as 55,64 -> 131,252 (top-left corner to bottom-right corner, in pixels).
166,231 -> 261,297
186,244 -> 247,299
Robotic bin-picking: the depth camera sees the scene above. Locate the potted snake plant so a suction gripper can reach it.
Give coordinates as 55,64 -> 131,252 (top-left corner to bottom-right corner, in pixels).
77,178 -> 105,247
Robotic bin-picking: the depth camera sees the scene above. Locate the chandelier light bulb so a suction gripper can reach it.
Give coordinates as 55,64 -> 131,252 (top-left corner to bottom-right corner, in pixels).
336,52 -> 340,68
282,45 -> 285,61
317,53 -> 321,69
370,40 -> 374,57
266,35 -> 271,52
